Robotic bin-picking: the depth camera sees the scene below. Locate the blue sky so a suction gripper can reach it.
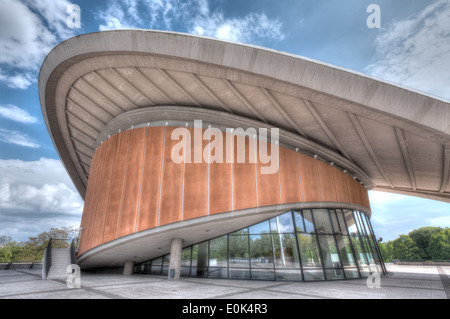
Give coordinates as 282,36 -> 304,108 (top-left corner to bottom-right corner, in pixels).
0,0 -> 449,242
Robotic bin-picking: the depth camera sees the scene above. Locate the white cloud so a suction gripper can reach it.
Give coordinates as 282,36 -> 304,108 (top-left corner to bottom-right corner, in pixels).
0,128 -> 39,148
0,104 -> 38,123
366,0 -> 450,100
0,71 -> 33,90
0,0 -> 77,89
0,158 -> 83,241
97,0 -> 285,44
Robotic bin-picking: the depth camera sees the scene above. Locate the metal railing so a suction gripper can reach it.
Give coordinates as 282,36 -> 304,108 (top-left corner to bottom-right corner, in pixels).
70,239 -> 77,265
44,238 -> 52,278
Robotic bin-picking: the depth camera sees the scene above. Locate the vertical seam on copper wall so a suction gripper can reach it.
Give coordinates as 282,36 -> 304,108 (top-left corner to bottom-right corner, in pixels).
135,126 -> 148,232
116,131 -> 132,238
157,125 -> 167,227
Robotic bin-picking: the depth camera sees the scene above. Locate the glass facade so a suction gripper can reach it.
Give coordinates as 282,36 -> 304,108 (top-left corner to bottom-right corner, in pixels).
134,209 -> 385,281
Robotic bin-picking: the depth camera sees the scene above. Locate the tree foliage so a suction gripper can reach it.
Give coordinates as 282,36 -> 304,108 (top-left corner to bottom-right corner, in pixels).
379,226 -> 450,262
0,226 -> 79,262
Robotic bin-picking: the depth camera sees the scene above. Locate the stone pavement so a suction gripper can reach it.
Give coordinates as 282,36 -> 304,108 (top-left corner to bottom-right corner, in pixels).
0,264 -> 448,299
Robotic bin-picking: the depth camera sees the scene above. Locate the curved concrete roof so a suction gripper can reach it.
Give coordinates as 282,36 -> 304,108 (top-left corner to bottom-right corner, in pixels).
39,30 -> 450,203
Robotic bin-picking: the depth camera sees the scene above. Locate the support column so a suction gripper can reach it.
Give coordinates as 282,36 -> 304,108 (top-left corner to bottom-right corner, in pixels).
123,261 -> 134,276
168,238 -> 183,280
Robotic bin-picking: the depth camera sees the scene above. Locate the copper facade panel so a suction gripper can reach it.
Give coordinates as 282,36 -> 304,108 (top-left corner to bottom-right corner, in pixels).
279,148 -> 302,204
137,127 -> 165,232
256,143 -> 281,207
79,126 -> 371,256
298,153 -> 321,202
102,130 -> 131,243
118,128 -> 146,238
90,135 -> 118,249
182,127 -> 209,220
317,160 -> 338,202
232,136 -> 257,211
158,127 -> 184,226
209,133 -> 232,215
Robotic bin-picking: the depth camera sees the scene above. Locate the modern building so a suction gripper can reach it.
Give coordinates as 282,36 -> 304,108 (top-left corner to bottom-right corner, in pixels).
39,30 -> 450,281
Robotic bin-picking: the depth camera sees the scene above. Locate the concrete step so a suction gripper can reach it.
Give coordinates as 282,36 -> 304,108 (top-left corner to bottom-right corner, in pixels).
47,248 -> 72,279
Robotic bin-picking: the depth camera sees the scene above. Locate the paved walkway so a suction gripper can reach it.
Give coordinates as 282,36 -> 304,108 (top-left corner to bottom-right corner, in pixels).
0,264 -> 448,299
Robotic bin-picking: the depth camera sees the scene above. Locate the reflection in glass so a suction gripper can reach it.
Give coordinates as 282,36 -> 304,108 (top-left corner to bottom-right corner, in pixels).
336,210 -> 348,235
249,220 -> 271,234
272,233 -> 299,269
135,209 -> 382,281
229,235 -> 249,268
313,209 -> 333,234
162,254 -> 170,276
209,236 -> 227,267
250,235 -> 274,268
318,235 -> 340,269
302,210 -> 315,233
293,211 -> 305,232
297,233 -> 322,269
345,210 -> 358,235
150,257 -> 162,275
269,212 -> 294,233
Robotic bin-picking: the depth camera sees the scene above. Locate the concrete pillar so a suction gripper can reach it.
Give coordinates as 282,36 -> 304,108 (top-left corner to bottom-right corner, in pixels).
168,238 -> 183,280
123,261 -> 134,276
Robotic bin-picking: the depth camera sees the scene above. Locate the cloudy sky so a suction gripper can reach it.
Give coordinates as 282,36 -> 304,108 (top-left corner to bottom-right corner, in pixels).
0,0 -> 449,242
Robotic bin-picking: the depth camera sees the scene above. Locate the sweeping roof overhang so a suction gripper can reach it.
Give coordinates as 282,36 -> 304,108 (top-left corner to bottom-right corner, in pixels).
39,30 -> 450,203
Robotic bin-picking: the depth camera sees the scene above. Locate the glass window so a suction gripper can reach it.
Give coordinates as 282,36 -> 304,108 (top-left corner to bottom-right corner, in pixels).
313,209 -> 333,234
208,267 -> 228,278
325,268 -> 344,280
181,247 -> 191,267
336,235 -> 360,279
336,209 -> 348,235
317,235 -> 340,269
269,211 -> 294,233
302,210 -> 315,233
228,235 -> 249,268
162,254 -> 170,276
272,233 -> 300,269
230,228 -> 248,235
293,211 -> 305,233
350,236 -> 369,277
150,257 -> 162,275
335,235 -> 356,267
297,233 -> 322,269
230,268 -> 250,280
251,269 -> 275,280
355,212 -> 367,236
249,235 -> 274,268
345,210 -> 358,235
134,208 -> 381,282
303,269 -> 325,281
329,210 -> 340,234
209,236 -> 227,267
275,269 -> 302,281
249,220 -> 271,234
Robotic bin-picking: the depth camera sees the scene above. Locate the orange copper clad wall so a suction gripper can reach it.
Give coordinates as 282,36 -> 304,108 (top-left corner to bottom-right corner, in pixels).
78,126 -> 371,256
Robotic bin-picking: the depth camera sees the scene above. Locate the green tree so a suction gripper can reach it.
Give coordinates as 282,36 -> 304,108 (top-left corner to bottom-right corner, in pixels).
391,235 -> 421,260
408,227 -> 443,260
0,245 -> 13,262
378,241 -> 393,262
428,229 -> 450,260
